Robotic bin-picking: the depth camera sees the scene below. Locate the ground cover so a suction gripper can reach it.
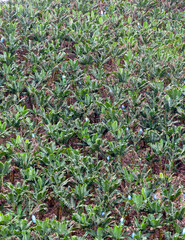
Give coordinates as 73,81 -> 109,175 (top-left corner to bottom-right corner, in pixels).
0,0 -> 185,239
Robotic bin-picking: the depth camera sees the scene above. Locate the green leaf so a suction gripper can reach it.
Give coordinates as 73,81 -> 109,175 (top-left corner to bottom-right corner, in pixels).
112,121 -> 118,132
128,16 -> 132,24
0,162 -> 3,175
99,17 -> 103,25
112,224 -> 122,240
97,227 -> 103,238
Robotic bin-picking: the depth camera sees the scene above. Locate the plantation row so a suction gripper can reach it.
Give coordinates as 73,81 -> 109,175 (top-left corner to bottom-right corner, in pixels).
0,0 -> 185,239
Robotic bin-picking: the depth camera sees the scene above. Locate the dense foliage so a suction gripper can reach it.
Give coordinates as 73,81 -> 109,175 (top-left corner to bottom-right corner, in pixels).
0,0 -> 185,239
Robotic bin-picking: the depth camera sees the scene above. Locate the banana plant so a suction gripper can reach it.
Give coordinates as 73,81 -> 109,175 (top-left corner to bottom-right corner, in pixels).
0,160 -> 11,192
107,224 -> 124,240
3,181 -> 29,211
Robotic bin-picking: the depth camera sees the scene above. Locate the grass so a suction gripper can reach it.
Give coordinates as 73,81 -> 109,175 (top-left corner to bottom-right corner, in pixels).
0,0 -> 185,239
